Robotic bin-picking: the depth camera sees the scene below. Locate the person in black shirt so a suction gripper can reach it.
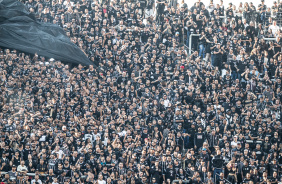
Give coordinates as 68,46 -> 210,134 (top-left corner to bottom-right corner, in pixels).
258,0 -> 267,25
212,150 -> 224,181
150,161 -> 162,182
240,30 -> 252,52
216,172 -> 225,184
242,160 -> 251,180
156,0 -> 166,23
1,0 -> 282,183
190,23 -> 200,51
165,163 -> 175,182
194,127 -> 205,151
242,173 -> 253,183
269,171 -> 279,184
213,44 -> 223,70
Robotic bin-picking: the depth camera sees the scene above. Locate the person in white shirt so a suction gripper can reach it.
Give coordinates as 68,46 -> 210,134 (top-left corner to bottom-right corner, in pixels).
52,177 -> 59,184
163,95 -> 170,107
51,145 -> 65,160
207,0 -> 215,14
17,161 -> 28,173
31,174 -> 42,184
63,0 -> 74,8
269,21 -> 279,35
231,136 -> 239,148
97,174 -> 106,184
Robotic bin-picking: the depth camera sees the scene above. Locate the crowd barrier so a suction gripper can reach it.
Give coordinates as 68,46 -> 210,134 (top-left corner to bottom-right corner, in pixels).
172,173 -> 232,184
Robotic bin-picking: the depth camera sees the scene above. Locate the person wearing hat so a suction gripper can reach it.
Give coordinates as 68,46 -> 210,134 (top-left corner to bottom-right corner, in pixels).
200,147 -> 210,169
8,165 -> 17,181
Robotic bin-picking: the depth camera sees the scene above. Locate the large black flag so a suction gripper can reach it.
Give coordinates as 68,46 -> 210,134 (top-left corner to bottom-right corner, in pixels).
0,0 -> 94,66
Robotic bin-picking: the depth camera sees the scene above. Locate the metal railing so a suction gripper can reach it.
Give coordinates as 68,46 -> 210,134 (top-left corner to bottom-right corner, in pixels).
188,34 -> 200,55
172,179 -> 190,184
187,35 -> 278,57
219,16 -> 226,23
263,37 -> 282,52
0,172 -> 41,177
0,172 -> 87,179
172,174 -> 232,184
264,38 -> 277,41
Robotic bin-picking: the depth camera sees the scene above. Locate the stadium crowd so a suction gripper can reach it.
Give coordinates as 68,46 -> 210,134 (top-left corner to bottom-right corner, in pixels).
1,0 -> 282,183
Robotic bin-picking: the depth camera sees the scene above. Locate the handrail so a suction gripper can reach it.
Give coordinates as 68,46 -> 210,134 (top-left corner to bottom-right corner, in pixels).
263,38 -> 277,41
0,172 -> 43,177
187,35 -> 278,56
189,34 -> 200,55
172,179 -> 190,184
172,174 -> 232,184
0,172 -> 87,179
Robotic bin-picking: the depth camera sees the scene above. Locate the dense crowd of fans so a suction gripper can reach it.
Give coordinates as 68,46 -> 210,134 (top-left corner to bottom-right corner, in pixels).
1,0 -> 282,183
